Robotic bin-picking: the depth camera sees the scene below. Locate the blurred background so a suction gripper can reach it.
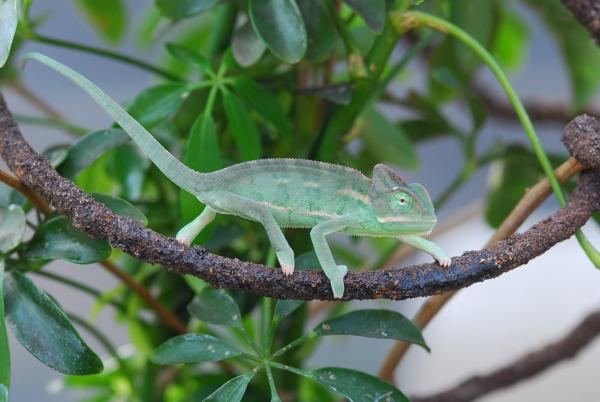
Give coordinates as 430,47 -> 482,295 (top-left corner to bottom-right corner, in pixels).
2,1 -> 600,401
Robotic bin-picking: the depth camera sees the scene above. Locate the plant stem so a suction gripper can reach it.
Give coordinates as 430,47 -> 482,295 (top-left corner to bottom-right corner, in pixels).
389,10 -> 600,267
262,248 -> 277,354
0,170 -> 52,215
272,332 -> 314,359
264,363 -> 281,401
14,114 -> 89,136
268,361 -> 312,377
31,34 -> 180,81
33,270 -> 127,313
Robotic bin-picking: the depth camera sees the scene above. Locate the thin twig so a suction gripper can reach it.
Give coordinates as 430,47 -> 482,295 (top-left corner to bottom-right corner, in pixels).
411,309 -> 600,402
0,169 -> 52,215
100,260 -> 188,334
5,80 -> 66,122
378,157 -> 584,382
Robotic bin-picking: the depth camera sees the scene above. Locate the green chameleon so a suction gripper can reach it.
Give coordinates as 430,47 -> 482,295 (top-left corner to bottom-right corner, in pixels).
26,52 -> 451,298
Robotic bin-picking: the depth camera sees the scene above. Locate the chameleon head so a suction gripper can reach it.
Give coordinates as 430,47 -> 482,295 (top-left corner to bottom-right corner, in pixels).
368,164 -> 437,235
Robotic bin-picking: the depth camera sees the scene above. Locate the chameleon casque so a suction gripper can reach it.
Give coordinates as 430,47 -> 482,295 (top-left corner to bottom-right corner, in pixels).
27,53 -> 451,298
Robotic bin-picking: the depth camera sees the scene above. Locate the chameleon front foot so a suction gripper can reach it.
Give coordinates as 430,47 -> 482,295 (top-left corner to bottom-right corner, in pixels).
326,265 -> 348,299
436,254 -> 452,267
281,263 -> 295,276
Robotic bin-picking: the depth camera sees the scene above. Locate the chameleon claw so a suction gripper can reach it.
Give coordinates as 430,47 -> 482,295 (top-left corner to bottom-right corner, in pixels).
436,256 -> 451,267
176,236 -> 191,246
281,263 -> 295,276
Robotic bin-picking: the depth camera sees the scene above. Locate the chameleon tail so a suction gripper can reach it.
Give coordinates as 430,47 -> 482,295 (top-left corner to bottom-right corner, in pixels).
23,52 -> 214,195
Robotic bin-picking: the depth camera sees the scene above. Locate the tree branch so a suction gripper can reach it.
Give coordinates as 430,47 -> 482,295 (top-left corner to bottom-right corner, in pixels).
411,308 -> 600,402
1,93 -> 600,300
561,0 -> 600,46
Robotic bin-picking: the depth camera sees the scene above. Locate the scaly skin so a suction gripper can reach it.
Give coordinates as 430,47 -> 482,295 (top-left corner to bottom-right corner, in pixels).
30,52 -> 451,299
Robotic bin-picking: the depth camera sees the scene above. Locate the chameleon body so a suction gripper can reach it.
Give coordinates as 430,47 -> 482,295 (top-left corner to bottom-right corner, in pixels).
27,52 -> 451,298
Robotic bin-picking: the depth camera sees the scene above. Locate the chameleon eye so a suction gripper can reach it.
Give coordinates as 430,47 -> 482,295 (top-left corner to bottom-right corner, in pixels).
393,192 -> 413,210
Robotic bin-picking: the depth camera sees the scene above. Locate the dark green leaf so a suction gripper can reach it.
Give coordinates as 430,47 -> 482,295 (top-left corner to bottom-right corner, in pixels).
203,372 -> 255,402
314,309 -> 429,350
343,0 -> 386,34
3,271 -> 103,374
166,43 -> 212,74
110,144 -> 149,201
450,0 -> 495,71
232,21 -> 267,67
491,4 -> 529,71
128,83 -> 191,129
24,216 -> 111,264
156,0 -> 220,20
0,0 -> 17,67
310,367 -> 408,402
0,183 -> 25,209
0,262 -> 10,394
180,112 -> 221,225
298,0 -> 338,62
74,0 -> 126,43
233,77 -> 291,136
399,119 -> 452,143
59,129 -> 129,179
249,0 -> 307,63
359,108 -> 418,169
0,205 -> 25,253
485,147 -> 543,227
526,0 -> 600,110
222,89 -> 262,161
187,288 -> 242,327
152,334 -> 240,365
91,193 -> 148,225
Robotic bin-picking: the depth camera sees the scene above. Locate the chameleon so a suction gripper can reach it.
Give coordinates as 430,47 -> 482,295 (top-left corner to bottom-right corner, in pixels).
25,52 -> 451,298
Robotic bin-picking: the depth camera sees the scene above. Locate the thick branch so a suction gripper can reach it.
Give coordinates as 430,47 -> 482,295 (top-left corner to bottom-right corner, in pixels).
411,309 -> 600,402
1,93 -> 600,300
561,0 -> 600,46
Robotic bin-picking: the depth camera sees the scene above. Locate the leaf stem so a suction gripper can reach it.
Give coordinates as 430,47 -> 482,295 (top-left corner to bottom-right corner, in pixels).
13,114 -> 89,136
31,34 -> 181,81
389,10 -> 600,267
264,362 -> 281,401
271,332 -> 315,359
268,361 -> 312,377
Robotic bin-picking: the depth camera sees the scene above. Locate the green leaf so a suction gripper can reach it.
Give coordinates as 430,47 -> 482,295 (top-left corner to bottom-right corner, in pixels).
24,216 -> 111,264
450,0 -> 495,72
0,0 -> 17,68
485,146 -> 543,228
91,193 -> 148,225
0,262 -> 10,394
43,146 -> 69,168
166,43 -> 212,74
399,119 -> 452,143
0,205 -> 25,253
110,144 -> 149,201
309,367 -> 409,402
232,21 -> 267,67
128,83 -> 191,129
152,334 -> 241,365
3,271 -> 103,374
233,76 -> 291,137
59,128 -> 129,179
491,4 -> 529,71
526,0 -> 600,110
297,0 -> 338,62
308,83 -> 353,105
74,0 -> 126,43
156,0 -> 220,20
180,112 -> 221,225
222,89 -> 262,161
249,0 -> 307,63
343,0 -> 386,34
203,372 -> 255,402
187,288 -> 242,327
359,108 -> 418,169
314,309 -> 429,350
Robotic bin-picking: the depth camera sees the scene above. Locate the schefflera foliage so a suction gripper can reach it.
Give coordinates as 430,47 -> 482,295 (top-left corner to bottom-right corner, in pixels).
0,0 -> 599,401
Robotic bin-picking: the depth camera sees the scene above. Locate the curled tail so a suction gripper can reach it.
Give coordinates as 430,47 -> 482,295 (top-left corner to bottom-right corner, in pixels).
24,52 -> 212,195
